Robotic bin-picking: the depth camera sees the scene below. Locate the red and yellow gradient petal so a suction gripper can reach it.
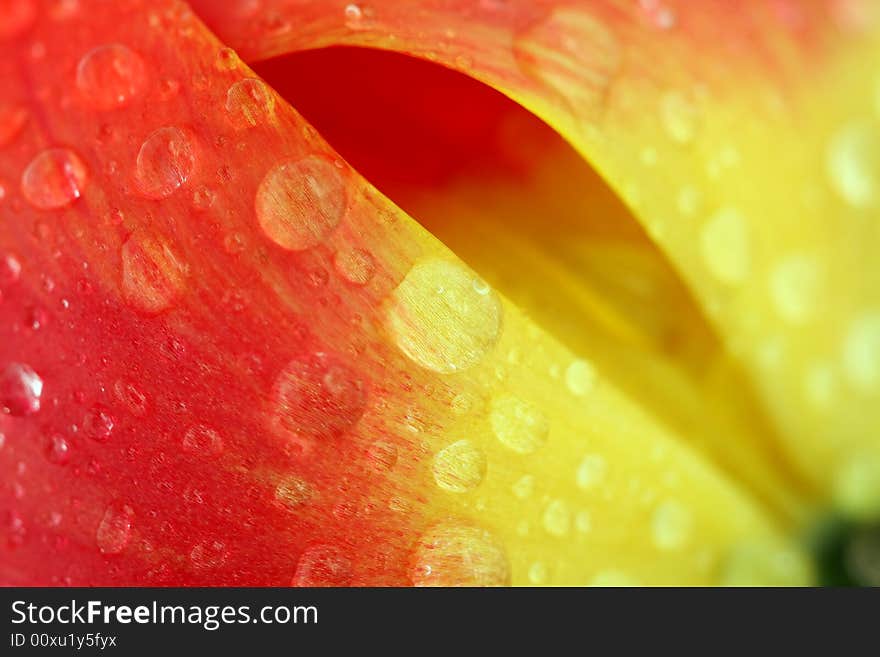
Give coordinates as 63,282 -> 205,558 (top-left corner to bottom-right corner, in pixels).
1,0 -> 853,586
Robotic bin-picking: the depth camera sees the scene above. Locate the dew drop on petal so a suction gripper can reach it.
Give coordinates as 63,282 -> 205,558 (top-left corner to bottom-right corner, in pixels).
120,232 -> 187,314
366,440 -> 398,472
45,434 -> 71,465
565,359 -> 596,396
83,405 -> 115,442
543,499 -> 571,537
334,247 -> 375,285
96,504 -> 134,555
225,77 -> 275,128
576,454 -> 607,490
135,126 -> 196,199
75,44 -> 147,110
255,157 -> 347,251
590,569 -> 639,586
769,254 -> 821,324
411,522 -> 510,587
0,362 -> 43,416
1,252 -> 22,284
660,90 -> 699,143
21,148 -> 88,209
189,540 -> 227,569
827,121 -> 880,208
0,104 -> 28,146
651,499 -> 693,550
700,207 -> 750,284
274,477 -> 312,509
490,394 -> 548,454
272,352 -> 367,442
292,544 -> 353,586
842,311 -> 880,392
432,439 -> 486,493
182,424 -> 224,457
387,259 -> 502,373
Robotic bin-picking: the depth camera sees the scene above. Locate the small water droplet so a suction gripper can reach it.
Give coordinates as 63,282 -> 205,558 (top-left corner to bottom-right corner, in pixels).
842,311 -> 880,392
96,504 -> 134,554
334,248 -> 375,285
225,77 -> 275,128
190,540 -> 227,569
215,46 -> 238,71
651,499 -> 692,550
121,231 -> 187,314
366,440 -> 398,472
223,231 -> 247,255
255,156 -> 347,251
411,522 -> 510,586
0,362 -> 43,416
1,252 -> 22,284
575,510 -> 592,534
0,104 -> 28,146
182,424 -> 224,457
274,477 -> 312,509
292,544 -> 354,586
192,187 -> 216,211
591,569 -> 639,586
576,454 -> 607,490
528,561 -> 548,584
272,352 -> 367,442
135,126 -> 196,199
21,148 -> 88,209
83,405 -> 115,442
769,254 -> 821,324
660,90 -> 699,143
827,121 -> 880,208
344,3 -> 364,26
490,394 -> 548,454
432,439 -> 486,493
512,474 -> 534,499
75,44 -> 147,111
45,434 -> 71,465
543,499 -> 571,537
700,207 -> 750,284
387,259 -> 502,373
565,359 -> 596,396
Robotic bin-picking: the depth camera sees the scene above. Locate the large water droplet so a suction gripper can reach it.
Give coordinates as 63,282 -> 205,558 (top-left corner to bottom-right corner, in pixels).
225,77 -> 275,129
827,121 -> 880,208
0,104 -> 27,146
21,148 -> 88,209
292,544 -> 354,586
513,7 -> 620,119
700,207 -> 750,284
76,44 -> 147,111
255,156 -> 347,251
272,352 -> 367,442
432,439 -> 486,493
121,231 -> 187,314
0,362 -> 43,416
135,126 -> 196,199
387,259 -> 502,373
411,522 -> 510,586
96,504 -> 134,554
490,394 -> 548,454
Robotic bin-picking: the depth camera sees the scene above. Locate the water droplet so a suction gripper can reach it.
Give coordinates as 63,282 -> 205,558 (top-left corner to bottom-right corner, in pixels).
21,148 -> 88,209
96,504 -> 134,554
827,122 -> 880,208
215,46 -> 238,71
225,77 -> 275,128
700,207 -> 750,284
274,477 -> 313,509
135,126 -> 196,199
0,0 -> 36,39
182,424 -> 224,457
344,3 -> 363,25
565,359 -> 596,396
513,7 -> 620,119
387,259 -> 502,373
0,362 -> 43,416
366,440 -> 398,472
334,248 -> 375,285
591,569 -> 639,586
842,311 -> 880,391
113,379 -> 148,416
528,561 -> 548,584
490,394 -> 548,454
192,187 -> 216,211
272,352 -> 367,442
575,510 -> 592,534
576,454 -> 607,490
677,185 -> 703,216
411,522 -> 510,586
804,362 -> 836,408
640,0 -> 676,29
660,90 -> 698,143
768,254 -> 821,324
121,231 -> 187,314
720,541 -> 812,585
543,499 -> 571,537
45,434 -> 71,465
1,252 -> 22,284
190,540 -> 227,569
651,499 -> 692,550
512,474 -> 534,499
833,450 -> 880,519
432,439 -> 486,493
75,44 -> 147,111
255,156 -> 347,251
0,104 -> 27,146
292,544 -> 353,586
